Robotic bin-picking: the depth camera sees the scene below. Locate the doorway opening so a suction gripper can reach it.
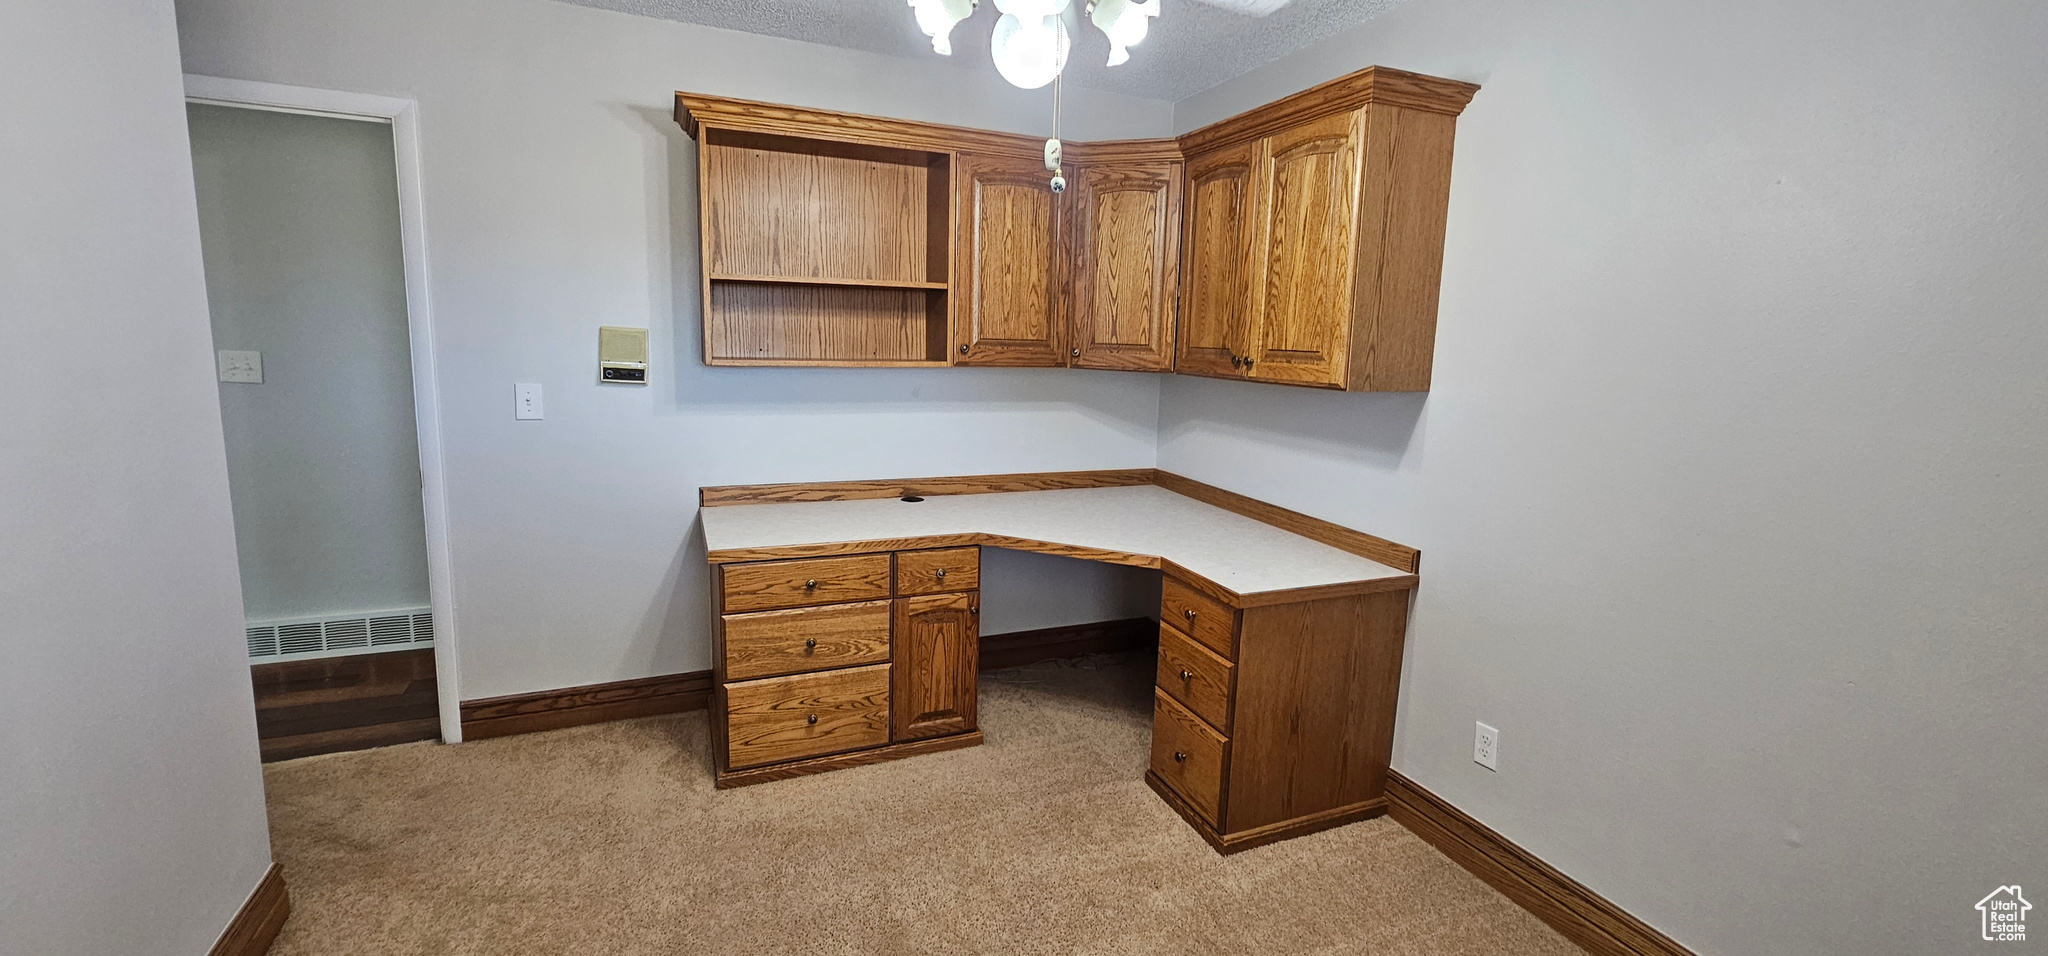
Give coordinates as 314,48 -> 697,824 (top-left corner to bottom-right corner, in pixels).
185,78 -> 460,756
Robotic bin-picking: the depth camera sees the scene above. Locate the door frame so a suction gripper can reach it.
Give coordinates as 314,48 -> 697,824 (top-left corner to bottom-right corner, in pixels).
184,75 -> 467,743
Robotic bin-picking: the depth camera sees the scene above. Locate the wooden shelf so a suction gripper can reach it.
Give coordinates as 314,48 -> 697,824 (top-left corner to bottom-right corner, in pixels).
709,273 -> 948,291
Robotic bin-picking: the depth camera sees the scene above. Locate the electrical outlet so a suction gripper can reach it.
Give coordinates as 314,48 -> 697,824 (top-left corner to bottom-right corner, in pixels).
1474,721 -> 1500,771
217,350 -> 262,384
514,382 -> 543,420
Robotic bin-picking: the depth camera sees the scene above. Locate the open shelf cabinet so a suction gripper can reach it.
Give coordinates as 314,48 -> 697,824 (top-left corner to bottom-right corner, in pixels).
696,128 -> 953,366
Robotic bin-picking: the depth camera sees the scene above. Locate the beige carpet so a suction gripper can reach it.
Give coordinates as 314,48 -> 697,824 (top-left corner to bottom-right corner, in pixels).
262,654 -> 1580,956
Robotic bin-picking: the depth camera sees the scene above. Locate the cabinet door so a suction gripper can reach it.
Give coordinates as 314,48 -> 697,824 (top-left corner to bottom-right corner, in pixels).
954,153 -> 1065,366
1247,110 -> 1364,388
891,591 -> 979,741
1070,162 -> 1180,371
1177,143 -> 1257,379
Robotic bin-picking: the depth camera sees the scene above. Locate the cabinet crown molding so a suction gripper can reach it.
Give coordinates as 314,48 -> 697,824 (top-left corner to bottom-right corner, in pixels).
677,92 -> 1046,159
1176,65 -> 1481,155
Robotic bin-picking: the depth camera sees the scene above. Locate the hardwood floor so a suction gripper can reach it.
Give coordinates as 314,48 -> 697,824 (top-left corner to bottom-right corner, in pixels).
252,649 -> 439,761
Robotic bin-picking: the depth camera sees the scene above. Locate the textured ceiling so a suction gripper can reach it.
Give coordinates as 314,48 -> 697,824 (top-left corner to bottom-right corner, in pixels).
555,0 -> 1412,101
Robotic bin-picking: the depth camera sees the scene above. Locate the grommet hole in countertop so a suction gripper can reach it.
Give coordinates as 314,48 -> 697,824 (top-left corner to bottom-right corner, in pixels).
900,496 -> 924,502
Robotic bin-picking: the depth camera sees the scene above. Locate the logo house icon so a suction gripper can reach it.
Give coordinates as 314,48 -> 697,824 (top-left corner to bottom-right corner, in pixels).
1977,886 -> 2030,942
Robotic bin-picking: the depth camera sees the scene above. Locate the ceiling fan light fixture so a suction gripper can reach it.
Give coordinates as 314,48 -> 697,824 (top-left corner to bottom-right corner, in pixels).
989,12 -> 1070,89
1088,0 -> 1159,67
908,0 -> 976,56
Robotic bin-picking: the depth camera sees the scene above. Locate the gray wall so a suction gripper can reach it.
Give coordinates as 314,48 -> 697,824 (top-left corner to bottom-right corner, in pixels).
188,103 -> 432,622
175,0 -> 1174,701
1164,1 -> 2048,953
0,1 -> 276,953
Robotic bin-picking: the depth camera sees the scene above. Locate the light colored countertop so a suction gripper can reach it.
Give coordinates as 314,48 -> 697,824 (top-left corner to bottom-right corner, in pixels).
699,485 -> 1412,601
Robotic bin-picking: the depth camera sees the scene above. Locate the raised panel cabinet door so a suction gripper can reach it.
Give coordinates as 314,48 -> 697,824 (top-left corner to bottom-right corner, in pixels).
954,153 -> 1064,366
1176,142 -> 1257,379
1071,162 -> 1180,372
1247,110 -> 1365,388
891,591 -> 980,741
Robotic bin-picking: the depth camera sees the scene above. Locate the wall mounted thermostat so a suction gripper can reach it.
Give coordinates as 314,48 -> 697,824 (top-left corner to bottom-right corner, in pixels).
598,326 -> 648,384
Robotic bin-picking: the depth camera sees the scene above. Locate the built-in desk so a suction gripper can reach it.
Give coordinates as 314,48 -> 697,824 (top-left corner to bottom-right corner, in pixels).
699,470 -> 1420,853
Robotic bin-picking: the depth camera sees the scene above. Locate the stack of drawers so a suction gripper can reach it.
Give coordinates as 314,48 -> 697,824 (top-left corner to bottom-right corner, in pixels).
1148,576 -> 1238,826
712,547 -> 981,785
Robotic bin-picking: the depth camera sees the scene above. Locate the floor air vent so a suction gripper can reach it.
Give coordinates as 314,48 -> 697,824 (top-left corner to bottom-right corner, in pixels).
246,607 -> 434,662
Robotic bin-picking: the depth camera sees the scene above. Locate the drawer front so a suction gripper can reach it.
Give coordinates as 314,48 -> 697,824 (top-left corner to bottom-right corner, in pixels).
1156,623 -> 1234,732
1150,689 -> 1228,825
722,554 -> 892,613
722,600 -> 892,682
895,546 -> 980,596
1162,577 -> 1237,659
725,663 -> 891,770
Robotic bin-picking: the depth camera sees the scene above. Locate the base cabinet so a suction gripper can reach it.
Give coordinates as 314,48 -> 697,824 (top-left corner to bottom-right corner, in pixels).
713,548 -> 982,787
1146,577 -> 1411,853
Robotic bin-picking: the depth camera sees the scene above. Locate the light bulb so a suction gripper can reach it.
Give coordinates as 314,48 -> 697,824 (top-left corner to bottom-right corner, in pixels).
908,0 -> 975,56
989,13 -> 1069,89
1089,0 -> 1158,67
992,0 -> 1071,17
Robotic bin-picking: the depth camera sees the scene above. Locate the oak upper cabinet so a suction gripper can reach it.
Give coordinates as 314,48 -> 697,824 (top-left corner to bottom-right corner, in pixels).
954,152 -> 1065,366
1175,66 -> 1478,390
1175,142 -> 1258,380
892,589 -> 979,741
1247,110 -> 1364,387
1069,154 -> 1181,372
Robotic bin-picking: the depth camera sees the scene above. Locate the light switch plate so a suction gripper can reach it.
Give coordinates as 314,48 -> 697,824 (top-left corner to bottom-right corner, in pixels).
217,350 -> 262,384
514,382 -> 543,420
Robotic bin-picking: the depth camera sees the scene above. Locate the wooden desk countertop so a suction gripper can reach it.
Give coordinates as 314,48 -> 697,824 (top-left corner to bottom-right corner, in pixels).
700,479 -> 1418,607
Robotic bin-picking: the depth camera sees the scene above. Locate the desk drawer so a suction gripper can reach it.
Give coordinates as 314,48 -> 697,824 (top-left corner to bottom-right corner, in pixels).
895,546 -> 979,596
725,664 -> 891,769
1150,689 -> 1227,825
723,600 -> 891,682
1162,577 -> 1237,659
722,554 -> 892,613
1157,623 -> 1234,732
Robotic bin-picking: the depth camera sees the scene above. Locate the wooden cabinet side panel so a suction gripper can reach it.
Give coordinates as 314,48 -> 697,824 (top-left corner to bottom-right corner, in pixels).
891,591 -> 980,740
1348,105 -> 1457,392
1246,110 -> 1365,389
1176,144 -> 1257,379
954,154 -> 1063,366
1072,162 -> 1180,372
1223,589 -> 1409,835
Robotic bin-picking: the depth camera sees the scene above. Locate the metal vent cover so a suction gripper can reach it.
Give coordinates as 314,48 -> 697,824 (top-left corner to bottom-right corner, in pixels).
245,607 -> 434,662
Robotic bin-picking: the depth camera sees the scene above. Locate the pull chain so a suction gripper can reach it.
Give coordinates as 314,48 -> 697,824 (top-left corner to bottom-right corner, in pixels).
1047,17 -> 1066,193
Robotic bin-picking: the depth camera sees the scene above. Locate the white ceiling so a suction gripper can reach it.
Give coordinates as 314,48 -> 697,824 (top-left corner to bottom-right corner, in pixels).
555,0 -> 1413,101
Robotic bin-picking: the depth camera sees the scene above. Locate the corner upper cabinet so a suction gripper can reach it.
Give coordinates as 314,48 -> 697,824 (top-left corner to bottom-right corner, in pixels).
953,152 -> 1065,366
1068,150 -> 1181,372
1176,66 -> 1478,390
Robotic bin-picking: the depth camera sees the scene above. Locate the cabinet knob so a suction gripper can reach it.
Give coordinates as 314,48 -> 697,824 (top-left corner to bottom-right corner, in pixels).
804,637 -> 817,650
1179,669 -> 1193,681
1071,348 -> 1080,357
1231,355 -> 1243,368
935,568 -> 946,578
804,579 -> 818,590
1183,608 -> 1197,621
1173,751 -> 1188,763
959,344 -> 969,355
1242,357 -> 1254,370
807,714 -> 818,725
970,605 -> 979,615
